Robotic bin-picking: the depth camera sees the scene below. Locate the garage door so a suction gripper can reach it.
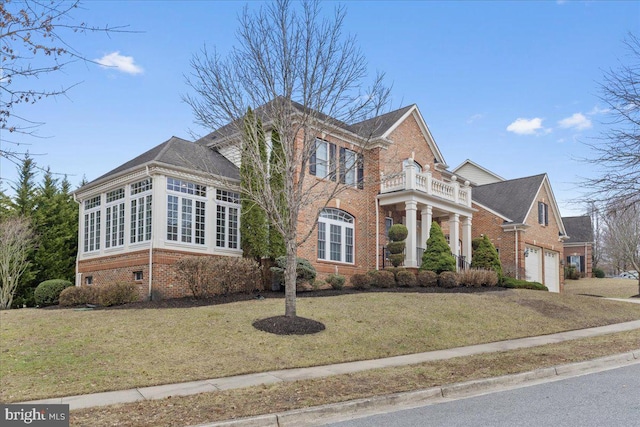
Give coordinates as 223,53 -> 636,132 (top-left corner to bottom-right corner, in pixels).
544,250 -> 560,293
525,246 -> 542,283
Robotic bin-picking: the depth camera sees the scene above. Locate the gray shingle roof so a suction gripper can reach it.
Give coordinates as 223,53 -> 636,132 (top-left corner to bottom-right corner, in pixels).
472,174 -> 546,223
196,98 -> 415,146
84,136 -> 239,189
562,216 -> 593,243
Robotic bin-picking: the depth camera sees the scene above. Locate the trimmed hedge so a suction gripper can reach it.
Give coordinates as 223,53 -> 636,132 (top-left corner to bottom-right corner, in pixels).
59,283 -> 140,307
34,280 -> 74,307
326,274 -> 346,290
438,271 -> 459,288
501,277 -> 548,291
350,273 -> 369,290
396,269 -> 417,287
417,270 -> 438,287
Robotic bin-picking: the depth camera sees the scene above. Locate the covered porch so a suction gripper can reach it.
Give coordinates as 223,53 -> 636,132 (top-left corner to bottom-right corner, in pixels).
377,163 -> 475,269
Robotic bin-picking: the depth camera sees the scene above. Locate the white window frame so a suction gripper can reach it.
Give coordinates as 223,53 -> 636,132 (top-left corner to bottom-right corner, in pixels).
166,178 -> 207,245
130,178 -> 153,244
83,195 -> 101,253
344,148 -> 357,186
216,189 -> 240,250
105,188 -> 125,249
315,139 -> 329,178
317,208 -> 354,264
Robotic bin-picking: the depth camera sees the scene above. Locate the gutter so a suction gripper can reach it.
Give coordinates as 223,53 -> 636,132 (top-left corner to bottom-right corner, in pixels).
72,193 -> 82,287
146,166 -> 154,301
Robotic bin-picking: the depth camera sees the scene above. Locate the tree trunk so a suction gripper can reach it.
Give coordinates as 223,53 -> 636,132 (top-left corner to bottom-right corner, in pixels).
284,237 -> 297,317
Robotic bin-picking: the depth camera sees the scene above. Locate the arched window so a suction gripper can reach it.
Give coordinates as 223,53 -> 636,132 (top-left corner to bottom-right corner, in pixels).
317,208 -> 354,263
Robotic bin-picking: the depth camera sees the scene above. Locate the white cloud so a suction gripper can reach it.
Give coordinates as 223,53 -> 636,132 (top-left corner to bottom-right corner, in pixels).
558,112 -> 592,130
506,117 -> 545,135
95,52 -> 144,75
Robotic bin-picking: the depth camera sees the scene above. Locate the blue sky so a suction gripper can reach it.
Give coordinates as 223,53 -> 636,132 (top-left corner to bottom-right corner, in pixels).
0,0 -> 638,216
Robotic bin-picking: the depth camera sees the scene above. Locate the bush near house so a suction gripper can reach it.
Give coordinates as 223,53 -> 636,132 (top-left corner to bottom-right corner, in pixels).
350,273 -> 369,290
33,280 -> 74,307
387,224 -> 408,267
421,222 -> 456,273
417,270 -> 438,287
593,268 -> 605,278
58,283 -> 139,307
565,264 -> 580,280
470,235 -> 503,278
271,256 -> 316,287
396,269 -> 417,287
458,269 -> 499,287
59,286 -> 96,307
326,274 -> 346,290
175,256 -> 262,298
502,277 -> 548,291
373,270 -> 396,288
438,271 -> 459,288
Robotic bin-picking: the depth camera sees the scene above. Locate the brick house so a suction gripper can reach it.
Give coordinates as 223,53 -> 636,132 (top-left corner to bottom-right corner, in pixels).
453,160 -> 568,292
76,103 -> 567,299
562,216 -> 594,277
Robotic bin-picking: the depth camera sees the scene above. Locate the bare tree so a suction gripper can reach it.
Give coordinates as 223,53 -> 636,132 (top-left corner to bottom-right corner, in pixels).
184,0 -> 390,318
601,202 -> 640,295
582,33 -> 640,209
0,216 -> 35,309
0,0 -> 127,162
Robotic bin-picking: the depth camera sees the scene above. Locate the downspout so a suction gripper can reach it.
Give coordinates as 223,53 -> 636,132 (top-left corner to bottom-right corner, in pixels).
514,226 -> 519,280
146,166 -> 154,301
375,197 -> 380,270
73,194 -> 82,287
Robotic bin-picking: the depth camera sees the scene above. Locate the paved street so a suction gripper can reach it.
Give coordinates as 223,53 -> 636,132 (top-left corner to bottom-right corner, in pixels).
325,363 -> 640,427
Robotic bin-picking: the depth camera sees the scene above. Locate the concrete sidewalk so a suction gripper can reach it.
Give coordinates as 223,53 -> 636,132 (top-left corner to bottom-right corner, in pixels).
21,319 -> 640,411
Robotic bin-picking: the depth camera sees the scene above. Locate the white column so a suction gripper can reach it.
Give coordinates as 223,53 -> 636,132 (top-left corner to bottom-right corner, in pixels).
405,200 -> 418,268
421,205 -> 432,248
462,216 -> 472,265
449,213 -> 460,261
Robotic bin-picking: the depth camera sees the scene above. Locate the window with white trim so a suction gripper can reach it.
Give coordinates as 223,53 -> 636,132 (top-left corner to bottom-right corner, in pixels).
317,208 -> 354,263
130,178 -> 152,244
105,188 -> 125,248
83,195 -> 101,253
166,178 -> 207,244
538,201 -> 549,226
216,189 -> 240,249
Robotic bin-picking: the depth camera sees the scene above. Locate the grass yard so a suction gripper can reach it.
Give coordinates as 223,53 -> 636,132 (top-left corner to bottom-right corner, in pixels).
564,277 -> 640,299
2,288 -> 640,403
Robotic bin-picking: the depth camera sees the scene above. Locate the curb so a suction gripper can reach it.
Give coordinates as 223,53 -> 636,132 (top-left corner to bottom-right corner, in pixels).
196,350 -> 640,427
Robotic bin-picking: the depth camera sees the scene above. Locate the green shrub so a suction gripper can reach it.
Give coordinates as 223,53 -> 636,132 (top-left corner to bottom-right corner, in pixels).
420,222 -> 456,273
396,269 -> 417,287
470,235 -> 502,278
388,224 -> 408,241
365,270 -> 380,288
326,274 -> 346,290
458,269 -> 499,287
417,270 -> 438,287
386,241 -> 405,254
59,286 -> 96,307
350,273 -> 369,290
271,256 -> 316,287
501,277 -> 548,291
96,283 -> 140,306
377,270 -> 396,288
593,268 -> 605,278
34,279 -> 74,307
388,254 -> 405,268
438,271 -> 459,288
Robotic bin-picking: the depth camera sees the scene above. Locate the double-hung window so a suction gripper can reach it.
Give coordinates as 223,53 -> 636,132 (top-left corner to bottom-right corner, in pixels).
538,201 -> 549,226
83,195 -> 101,253
310,139 -> 364,189
317,208 -> 354,263
216,190 -> 240,249
166,177 -> 207,245
105,188 -> 125,248
130,178 -> 153,243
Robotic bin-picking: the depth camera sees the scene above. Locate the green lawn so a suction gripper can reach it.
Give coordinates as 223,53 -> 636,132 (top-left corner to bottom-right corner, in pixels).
2,288 -> 640,402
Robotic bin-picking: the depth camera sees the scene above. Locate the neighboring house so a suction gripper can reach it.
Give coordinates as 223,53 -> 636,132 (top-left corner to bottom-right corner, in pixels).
562,215 -> 594,277
452,159 -> 505,186
460,165 -> 567,292
74,101 -> 565,299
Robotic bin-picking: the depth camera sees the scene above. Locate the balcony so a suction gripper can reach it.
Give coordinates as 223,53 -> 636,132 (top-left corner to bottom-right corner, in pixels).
380,164 -> 472,207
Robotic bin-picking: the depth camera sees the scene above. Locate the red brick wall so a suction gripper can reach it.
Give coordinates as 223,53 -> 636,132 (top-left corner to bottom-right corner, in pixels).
564,244 -> 593,277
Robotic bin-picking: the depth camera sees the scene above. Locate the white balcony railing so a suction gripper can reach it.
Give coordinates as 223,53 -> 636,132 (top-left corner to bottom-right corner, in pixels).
380,164 -> 472,207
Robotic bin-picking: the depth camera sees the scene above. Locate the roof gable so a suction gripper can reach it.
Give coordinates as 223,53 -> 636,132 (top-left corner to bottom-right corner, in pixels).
452,160 -> 505,185
473,174 -> 546,224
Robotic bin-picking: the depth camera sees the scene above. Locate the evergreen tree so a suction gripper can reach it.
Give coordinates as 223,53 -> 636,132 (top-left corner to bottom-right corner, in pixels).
0,185 -> 12,219
11,154 -> 38,216
268,128 -> 286,258
240,108 -> 269,260
420,221 -> 457,273
471,235 -> 503,277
